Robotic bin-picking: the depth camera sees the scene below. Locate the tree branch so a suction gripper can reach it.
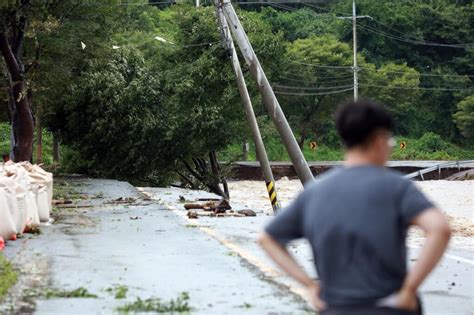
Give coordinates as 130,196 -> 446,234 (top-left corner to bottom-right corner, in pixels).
12,16 -> 26,60
0,33 -> 21,80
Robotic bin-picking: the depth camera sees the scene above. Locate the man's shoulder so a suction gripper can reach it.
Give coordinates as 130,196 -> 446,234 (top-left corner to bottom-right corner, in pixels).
311,166 -> 409,188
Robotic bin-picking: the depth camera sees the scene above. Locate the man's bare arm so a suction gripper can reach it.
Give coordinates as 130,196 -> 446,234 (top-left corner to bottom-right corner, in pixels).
403,208 -> 451,291
258,232 -> 326,310
398,208 -> 451,309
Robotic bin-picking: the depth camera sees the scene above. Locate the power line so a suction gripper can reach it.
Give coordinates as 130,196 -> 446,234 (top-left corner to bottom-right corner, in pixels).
289,60 -> 354,69
286,61 -> 474,78
274,83 -> 355,90
254,1 -> 474,49
274,87 -> 354,96
278,76 -> 355,85
359,84 -> 473,92
275,74 -> 472,90
355,22 -> 474,48
367,17 -> 474,48
282,71 -> 355,79
359,68 -> 474,79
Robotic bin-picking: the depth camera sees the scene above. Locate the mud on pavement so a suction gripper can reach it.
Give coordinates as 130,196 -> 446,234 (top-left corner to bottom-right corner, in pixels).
1,178 -> 311,315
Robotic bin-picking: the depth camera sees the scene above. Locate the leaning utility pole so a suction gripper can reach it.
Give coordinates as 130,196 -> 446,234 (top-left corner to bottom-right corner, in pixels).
215,3 -> 281,211
339,0 -> 371,101
220,0 -> 314,186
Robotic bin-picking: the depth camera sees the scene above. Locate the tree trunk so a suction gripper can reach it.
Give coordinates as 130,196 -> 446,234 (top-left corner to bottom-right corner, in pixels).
53,132 -> 60,163
36,108 -> 42,164
298,128 -> 307,150
0,29 -> 34,163
242,141 -> 249,161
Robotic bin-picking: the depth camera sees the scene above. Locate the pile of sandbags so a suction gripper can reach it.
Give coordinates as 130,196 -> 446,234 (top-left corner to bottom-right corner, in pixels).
0,161 -> 53,247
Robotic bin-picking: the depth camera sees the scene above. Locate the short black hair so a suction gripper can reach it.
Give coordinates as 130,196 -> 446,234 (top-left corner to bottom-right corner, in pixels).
335,98 -> 394,148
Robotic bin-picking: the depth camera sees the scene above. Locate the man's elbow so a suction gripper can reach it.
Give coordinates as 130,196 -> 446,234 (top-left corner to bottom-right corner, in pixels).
416,209 -> 452,241
429,217 -> 452,241
258,232 -> 275,249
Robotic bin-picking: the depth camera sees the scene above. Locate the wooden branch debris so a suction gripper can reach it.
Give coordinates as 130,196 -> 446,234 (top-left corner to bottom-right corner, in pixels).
184,199 -> 257,219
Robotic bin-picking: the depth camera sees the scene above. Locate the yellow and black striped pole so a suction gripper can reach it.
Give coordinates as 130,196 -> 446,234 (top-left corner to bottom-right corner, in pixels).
216,2 -> 282,213
266,181 -> 281,212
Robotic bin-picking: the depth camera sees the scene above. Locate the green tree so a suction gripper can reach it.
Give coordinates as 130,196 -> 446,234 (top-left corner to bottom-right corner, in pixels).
453,95 -> 474,138
63,48 -> 168,180
361,62 -> 421,135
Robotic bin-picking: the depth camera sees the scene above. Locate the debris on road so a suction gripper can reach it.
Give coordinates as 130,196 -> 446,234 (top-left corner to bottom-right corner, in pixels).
116,292 -> 190,313
237,209 -> 257,217
42,287 -> 98,299
184,203 -> 203,210
178,195 -> 259,219
187,211 -> 198,219
107,197 -> 136,204
184,199 -> 231,212
52,199 -> 73,206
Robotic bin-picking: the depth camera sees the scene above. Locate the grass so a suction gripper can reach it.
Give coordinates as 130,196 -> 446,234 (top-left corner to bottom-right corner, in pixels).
117,292 -> 191,313
53,180 -> 82,200
0,254 -> 18,299
42,287 -> 98,299
106,285 -> 128,299
219,135 -> 474,162
0,122 -> 58,165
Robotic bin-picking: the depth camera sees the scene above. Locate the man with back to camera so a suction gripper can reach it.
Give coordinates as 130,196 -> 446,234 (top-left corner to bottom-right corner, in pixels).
258,98 -> 451,315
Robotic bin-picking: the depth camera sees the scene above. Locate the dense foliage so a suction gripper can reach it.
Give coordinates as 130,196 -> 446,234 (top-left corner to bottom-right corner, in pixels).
0,0 -> 472,182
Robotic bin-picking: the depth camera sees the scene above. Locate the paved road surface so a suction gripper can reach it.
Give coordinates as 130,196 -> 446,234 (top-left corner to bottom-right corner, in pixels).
147,186 -> 474,315
2,179 -> 473,314
2,179 -> 309,315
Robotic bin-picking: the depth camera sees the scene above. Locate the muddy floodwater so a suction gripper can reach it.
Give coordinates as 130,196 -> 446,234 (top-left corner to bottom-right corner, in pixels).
228,179 -> 474,249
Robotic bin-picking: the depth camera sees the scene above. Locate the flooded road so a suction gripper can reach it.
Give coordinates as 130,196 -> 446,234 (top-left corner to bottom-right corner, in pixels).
1,178 -> 472,314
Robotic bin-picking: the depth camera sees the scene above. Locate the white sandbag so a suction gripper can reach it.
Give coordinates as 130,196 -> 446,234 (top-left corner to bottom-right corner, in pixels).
4,168 -> 28,233
4,162 -> 40,228
20,162 -> 52,222
37,187 -> 50,222
25,188 -> 40,227
15,183 -> 27,233
34,165 -> 53,206
0,193 -> 17,240
0,177 -> 21,236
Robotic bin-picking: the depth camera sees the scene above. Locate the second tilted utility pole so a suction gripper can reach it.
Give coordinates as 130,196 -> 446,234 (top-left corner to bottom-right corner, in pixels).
215,2 -> 281,211
220,0 -> 314,186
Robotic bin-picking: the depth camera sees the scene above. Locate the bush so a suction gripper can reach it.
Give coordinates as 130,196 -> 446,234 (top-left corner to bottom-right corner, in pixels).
414,132 -> 450,153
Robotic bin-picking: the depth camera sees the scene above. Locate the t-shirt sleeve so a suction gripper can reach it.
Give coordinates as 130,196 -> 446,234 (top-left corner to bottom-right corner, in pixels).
399,180 -> 434,226
264,192 -> 305,246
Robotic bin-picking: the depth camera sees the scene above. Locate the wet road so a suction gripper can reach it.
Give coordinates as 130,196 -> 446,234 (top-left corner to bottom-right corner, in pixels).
2,179 -> 309,315
2,179 -> 473,314
148,186 -> 474,315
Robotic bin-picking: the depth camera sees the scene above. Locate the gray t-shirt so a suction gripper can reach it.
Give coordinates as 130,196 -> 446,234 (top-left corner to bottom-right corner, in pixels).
265,165 -> 434,307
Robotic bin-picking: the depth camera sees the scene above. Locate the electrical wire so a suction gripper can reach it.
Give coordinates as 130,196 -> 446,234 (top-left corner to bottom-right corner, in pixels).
274,83 -> 355,90
358,84 -> 473,92
355,22 -> 474,48
253,1 -> 474,48
286,61 -> 473,78
274,87 -> 354,96
278,76 -> 355,85
289,60 -> 354,69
